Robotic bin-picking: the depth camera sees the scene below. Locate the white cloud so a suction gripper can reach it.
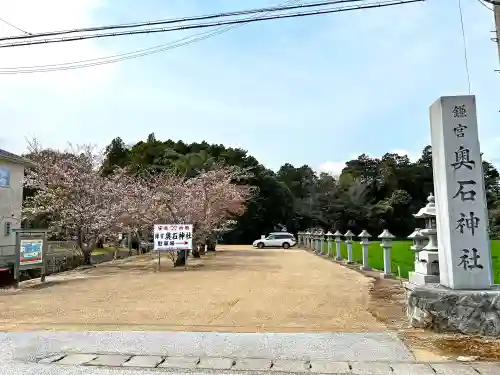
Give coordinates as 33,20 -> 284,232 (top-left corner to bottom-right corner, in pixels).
0,0 -> 116,93
316,161 -> 347,177
0,0 -> 119,153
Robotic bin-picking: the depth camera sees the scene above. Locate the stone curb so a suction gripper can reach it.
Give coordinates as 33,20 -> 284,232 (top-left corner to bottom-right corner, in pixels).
37,353 -> 500,374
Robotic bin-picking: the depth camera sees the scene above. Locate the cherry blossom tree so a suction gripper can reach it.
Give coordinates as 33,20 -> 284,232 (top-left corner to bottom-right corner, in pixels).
146,164 -> 255,264
23,141 -> 141,265
23,140 -> 255,268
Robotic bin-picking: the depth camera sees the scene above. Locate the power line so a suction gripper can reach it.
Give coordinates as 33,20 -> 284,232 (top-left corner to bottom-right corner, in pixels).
477,0 -> 494,10
458,0 -> 471,94
0,0 -> 302,74
0,0 -> 424,49
0,0 -> 369,42
0,16 -> 31,35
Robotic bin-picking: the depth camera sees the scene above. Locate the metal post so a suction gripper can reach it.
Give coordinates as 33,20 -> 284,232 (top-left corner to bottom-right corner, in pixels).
494,4 -> 500,65
14,231 -> 20,288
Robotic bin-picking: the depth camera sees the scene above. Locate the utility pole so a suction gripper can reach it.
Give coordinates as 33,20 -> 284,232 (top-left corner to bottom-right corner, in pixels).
495,4 -> 500,66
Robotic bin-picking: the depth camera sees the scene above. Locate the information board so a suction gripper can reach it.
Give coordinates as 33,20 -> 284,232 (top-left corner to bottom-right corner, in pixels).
154,224 -> 193,251
20,239 -> 43,265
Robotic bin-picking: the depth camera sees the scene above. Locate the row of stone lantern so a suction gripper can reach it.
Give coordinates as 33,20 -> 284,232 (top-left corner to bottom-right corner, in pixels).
297,229 -> 396,279
407,193 -> 439,285
297,193 -> 439,282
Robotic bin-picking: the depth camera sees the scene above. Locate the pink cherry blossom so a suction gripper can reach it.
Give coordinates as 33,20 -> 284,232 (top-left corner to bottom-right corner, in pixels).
22,141 -> 254,264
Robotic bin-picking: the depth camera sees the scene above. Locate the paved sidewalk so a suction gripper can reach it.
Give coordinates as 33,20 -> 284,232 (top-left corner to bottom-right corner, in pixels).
0,331 -> 498,374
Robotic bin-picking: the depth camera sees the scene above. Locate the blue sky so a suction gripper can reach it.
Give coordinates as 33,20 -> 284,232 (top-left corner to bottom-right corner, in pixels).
0,0 -> 499,175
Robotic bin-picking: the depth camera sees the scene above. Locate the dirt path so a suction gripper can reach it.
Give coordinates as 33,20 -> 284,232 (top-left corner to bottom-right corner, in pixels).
0,245 -> 385,332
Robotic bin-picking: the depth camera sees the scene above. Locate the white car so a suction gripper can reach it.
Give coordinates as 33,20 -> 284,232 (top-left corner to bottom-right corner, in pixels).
252,232 -> 297,249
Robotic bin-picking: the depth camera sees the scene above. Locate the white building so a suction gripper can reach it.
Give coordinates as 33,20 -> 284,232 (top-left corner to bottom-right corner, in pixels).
0,149 -> 34,257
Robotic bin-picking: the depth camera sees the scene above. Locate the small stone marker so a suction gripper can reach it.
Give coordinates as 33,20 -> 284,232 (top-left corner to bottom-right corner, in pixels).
272,359 -> 311,372
121,355 -> 164,368
57,353 -> 97,365
197,356 -> 235,370
86,354 -> 131,367
309,360 -> 351,373
233,358 -> 272,371
158,356 -> 200,369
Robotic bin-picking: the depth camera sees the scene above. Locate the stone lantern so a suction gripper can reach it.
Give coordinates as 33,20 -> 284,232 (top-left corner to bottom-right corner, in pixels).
407,228 -> 425,262
305,231 -> 311,249
325,231 -> 334,257
333,230 -> 343,260
358,230 -> 371,271
409,193 -> 440,285
310,229 -> 316,251
316,229 -> 324,254
344,230 -> 355,264
378,229 -> 395,279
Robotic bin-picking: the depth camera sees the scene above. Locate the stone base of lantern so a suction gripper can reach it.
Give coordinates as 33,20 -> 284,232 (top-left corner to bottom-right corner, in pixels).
405,283 -> 500,337
408,271 -> 440,285
379,272 -> 394,279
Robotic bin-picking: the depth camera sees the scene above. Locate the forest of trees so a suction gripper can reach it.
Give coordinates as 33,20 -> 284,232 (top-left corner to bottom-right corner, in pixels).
100,133 -> 500,242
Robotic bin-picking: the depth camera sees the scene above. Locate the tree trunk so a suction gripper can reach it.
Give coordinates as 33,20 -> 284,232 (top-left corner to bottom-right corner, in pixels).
83,249 -> 92,265
127,232 -> 133,256
193,245 -> 201,258
174,250 -> 187,267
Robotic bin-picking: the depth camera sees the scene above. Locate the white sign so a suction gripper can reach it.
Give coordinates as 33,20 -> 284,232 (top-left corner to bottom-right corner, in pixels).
154,224 -> 193,251
430,95 -> 492,289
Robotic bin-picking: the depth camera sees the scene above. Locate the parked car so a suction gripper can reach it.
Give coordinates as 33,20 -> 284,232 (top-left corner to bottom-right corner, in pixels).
252,232 -> 297,249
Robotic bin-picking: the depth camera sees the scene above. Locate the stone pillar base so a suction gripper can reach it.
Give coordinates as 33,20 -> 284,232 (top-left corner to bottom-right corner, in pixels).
379,273 -> 393,279
408,271 -> 439,286
344,260 -> 354,265
406,284 -> 500,337
360,266 -> 372,271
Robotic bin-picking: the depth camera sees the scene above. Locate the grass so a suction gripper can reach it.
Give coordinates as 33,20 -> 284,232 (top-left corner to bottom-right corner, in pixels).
322,240 -> 500,284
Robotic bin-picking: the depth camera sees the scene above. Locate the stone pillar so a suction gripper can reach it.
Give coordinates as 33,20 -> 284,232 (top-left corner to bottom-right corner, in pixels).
409,194 -> 440,285
319,232 -> 325,255
326,231 -> 333,257
305,231 -> 311,249
344,230 -> 354,264
358,230 -> 371,271
334,230 -> 343,260
297,231 -> 303,247
430,95 -> 492,289
316,231 -> 324,253
378,229 -> 395,279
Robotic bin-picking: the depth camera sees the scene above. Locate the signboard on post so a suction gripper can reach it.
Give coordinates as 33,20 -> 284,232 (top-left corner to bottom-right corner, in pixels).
429,95 -> 492,290
154,224 -> 193,251
20,239 -> 43,265
13,229 -> 48,287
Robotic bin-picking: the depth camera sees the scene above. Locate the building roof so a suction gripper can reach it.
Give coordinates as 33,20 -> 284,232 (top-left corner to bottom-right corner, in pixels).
0,149 -> 35,167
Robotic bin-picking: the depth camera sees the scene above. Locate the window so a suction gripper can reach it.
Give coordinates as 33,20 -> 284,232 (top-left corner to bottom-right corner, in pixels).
0,167 -> 10,187
4,221 -> 11,236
